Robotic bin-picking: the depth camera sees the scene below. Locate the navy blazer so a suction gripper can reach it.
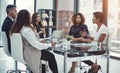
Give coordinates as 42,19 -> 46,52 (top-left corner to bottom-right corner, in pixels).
2,17 -> 14,54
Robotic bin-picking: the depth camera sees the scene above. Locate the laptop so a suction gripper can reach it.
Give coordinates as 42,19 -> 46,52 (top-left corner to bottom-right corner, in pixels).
51,30 -> 64,40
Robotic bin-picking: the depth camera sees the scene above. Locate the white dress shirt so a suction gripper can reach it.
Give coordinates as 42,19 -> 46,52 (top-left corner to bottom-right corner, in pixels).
20,26 -> 51,50
94,24 -> 109,45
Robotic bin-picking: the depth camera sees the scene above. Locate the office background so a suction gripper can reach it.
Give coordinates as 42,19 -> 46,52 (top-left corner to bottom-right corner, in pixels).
0,0 -> 120,57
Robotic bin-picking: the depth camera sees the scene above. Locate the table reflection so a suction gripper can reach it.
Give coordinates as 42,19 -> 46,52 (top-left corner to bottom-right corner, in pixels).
53,41 -> 107,57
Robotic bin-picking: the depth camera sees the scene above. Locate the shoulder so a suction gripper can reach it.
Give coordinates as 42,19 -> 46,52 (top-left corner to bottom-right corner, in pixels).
102,24 -> 107,28
5,17 -> 12,22
101,24 -> 108,30
21,27 -> 33,34
81,24 -> 88,28
100,24 -> 109,33
70,25 -> 74,28
82,24 -> 87,26
3,17 -> 13,24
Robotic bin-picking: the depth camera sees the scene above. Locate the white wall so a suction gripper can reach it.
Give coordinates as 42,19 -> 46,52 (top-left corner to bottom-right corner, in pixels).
0,0 -> 7,31
0,0 -> 7,46
58,0 -> 74,10
36,0 -> 74,10
36,0 -> 53,10
16,0 -> 34,14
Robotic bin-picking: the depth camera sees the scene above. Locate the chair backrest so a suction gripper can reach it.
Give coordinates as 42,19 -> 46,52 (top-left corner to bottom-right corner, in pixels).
104,31 -> 112,56
10,33 -> 26,64
1,32 -> 11,56
107,31 -> 112,50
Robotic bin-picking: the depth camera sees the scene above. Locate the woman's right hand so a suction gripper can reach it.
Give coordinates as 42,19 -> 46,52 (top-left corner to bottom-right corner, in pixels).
40,39 -> 45,43
38,31 -> 43,34
51,42 -> 56,47
41,28 -> 45,33
41,28 -> 44,31
80,30 -> 88,37
41,28 -> 46,34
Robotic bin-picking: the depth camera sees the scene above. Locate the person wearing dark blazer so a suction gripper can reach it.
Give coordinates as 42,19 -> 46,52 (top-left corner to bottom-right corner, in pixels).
2,5 -> 17,54
68,13 -> 92,73
32,13 -> 45,38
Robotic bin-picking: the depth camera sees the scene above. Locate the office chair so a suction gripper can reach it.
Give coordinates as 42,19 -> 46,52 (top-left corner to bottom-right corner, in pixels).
9,33 -> 31,73
2,32 -> 27,73
10,33 -> 48,73
1,32 -> 11,56
79,32 -> 111,73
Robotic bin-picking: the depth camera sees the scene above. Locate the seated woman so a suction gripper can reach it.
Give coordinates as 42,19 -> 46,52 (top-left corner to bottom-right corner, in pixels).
82,12 -> 109,73
68,13 -> 92,73
69,13 -> 92,42
9,10 -> 58,73
69,12 -> 109,73
32,12 -> 45,38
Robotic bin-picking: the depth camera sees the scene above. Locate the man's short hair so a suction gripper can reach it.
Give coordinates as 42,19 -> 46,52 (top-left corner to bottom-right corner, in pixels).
6,5 -> 16,14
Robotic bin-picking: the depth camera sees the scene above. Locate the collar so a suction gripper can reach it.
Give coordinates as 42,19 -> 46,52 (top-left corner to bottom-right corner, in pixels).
7,16 -> 14,21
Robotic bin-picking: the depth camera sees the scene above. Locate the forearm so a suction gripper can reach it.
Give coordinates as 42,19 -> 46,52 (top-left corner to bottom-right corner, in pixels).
73,37 -> 92,43
38,31 -> 43,34
97,34 -> 106,43
72,37 -> 83,41
87,35 -> 94,40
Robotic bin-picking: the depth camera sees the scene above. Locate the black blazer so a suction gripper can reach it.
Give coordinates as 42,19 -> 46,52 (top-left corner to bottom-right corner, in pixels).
2,17 -> 14,54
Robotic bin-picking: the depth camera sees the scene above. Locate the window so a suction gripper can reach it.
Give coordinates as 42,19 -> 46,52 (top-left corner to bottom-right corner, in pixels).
108,0 -> 120,40
16,0 -> 34,14
79,0 -> 103,34
6,0 -> 14,5
36,0 -> 53,10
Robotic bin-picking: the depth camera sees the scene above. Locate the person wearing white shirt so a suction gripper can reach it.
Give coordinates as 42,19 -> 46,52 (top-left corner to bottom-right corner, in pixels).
79,12 -> 109,73
94,24 -> 109,45
9,10 -> 58,73
86,12 -> 109,44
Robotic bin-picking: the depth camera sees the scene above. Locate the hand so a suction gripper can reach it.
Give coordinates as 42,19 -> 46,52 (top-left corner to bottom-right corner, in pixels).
51,42 -> 56,47
41,28 -> 46,35
41,28 -> 45,31
40,39 -> 45,43
38,31 -> 43,34
80,30 -> 88,37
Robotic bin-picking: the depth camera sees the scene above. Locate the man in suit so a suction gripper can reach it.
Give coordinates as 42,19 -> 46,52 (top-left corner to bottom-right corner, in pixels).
2,5 -> 17,54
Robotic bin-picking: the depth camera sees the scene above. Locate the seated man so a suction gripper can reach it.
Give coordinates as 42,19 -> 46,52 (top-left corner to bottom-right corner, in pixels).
2,5 -> 17,54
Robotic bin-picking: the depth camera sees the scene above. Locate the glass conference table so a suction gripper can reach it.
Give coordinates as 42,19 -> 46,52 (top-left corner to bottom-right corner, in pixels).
45,39 -> 109,73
